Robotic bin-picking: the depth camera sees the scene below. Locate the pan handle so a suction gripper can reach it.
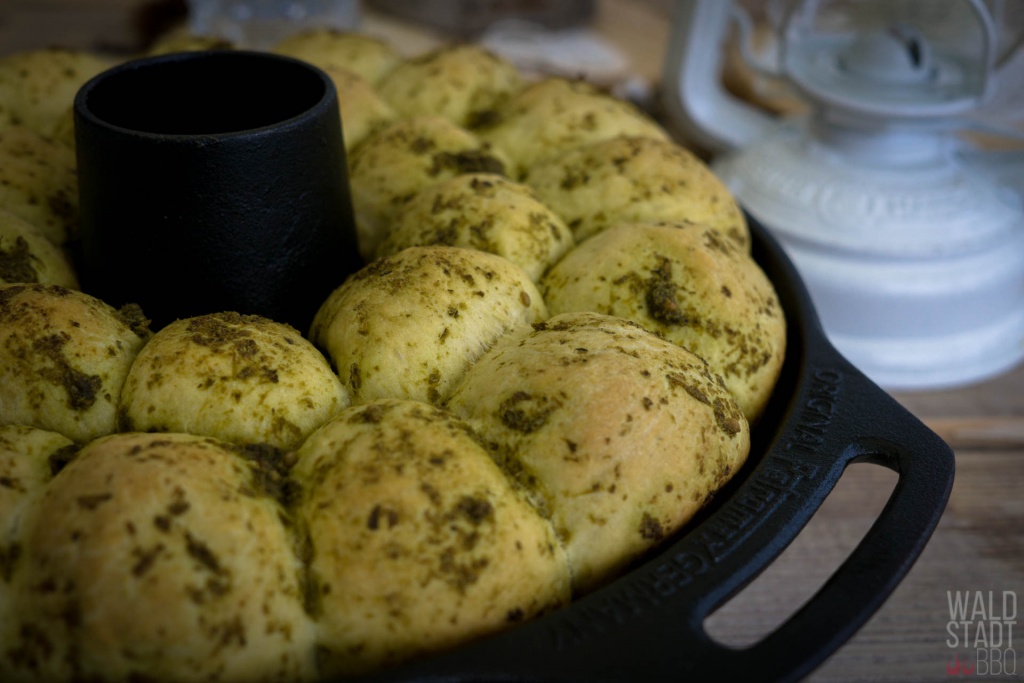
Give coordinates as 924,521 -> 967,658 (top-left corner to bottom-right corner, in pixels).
684,357 -> 957,681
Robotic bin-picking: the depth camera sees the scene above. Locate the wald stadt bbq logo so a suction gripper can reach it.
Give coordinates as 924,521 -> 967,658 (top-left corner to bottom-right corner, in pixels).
947,590 -> 1017,676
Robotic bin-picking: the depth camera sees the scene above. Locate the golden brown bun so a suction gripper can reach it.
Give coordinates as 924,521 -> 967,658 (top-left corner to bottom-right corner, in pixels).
292,398 -> 570,677
319,64 -> 397,152
145,31 -> 236,56
474,77 -> 670,178
377,173 -> 574,282
0,208 -> 79,288
310,246 -> 546,406
524,136 -> 750,250
0,424 -> 73,525
0,425 -> 77,683
540,222 -> 786,422
3,432 -> 317,683
48,105 -> 76,149
0,48 -> 112,140
0,284 -> 151,443
348,116 -> 512,260
377,44 -> 523,127
119,311 -> 348,450
446,311 -> 750,592
273,29 -> 401,85
0,124 -> 79,245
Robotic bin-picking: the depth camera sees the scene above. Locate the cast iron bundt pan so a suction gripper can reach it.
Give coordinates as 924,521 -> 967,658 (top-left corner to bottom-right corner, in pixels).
354,214 -> 955,683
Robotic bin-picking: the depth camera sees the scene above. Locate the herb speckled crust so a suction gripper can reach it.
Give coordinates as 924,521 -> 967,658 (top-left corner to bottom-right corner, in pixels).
348,116 -> 512,259
119,311 -> 349,450
0,32 -> 789,680
540,222 -> 786,423
0,284 -> 150,443
446,311 -> 750,593
524,135 -> 751,250
144,33 -> 236,57
378,173 -> 575,281
377,44 -> 523,127
0,425 -> 73,528
473,77 -> 670,178
0,425 -> 77,680
271,29 -> 402,86
319,64 -> 398,153
0,125 -> 79,245
1,432 -> 317,683
291,398 -> 570,677
311,246 -> 546,407
0,209 -> 78,287
0,48 -> 111,140
271,30 -> 403,154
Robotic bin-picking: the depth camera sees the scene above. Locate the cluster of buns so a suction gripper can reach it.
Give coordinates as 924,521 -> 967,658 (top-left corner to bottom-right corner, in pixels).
0,27 -> 785,683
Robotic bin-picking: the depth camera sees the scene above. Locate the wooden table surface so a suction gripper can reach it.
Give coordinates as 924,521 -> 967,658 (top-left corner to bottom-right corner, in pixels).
2,1 -> 1022,681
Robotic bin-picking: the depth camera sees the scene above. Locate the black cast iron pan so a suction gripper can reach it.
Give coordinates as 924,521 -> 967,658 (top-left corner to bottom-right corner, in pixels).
349,214 -> 956,683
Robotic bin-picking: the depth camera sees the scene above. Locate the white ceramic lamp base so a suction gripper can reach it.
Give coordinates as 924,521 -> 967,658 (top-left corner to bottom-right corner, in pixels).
715,121 -> 1024,390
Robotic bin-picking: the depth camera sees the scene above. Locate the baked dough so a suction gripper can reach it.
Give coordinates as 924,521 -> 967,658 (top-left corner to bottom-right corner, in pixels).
0,208 -> 79,288
348,116 -> 512,259
146,31 -> 236,56
377,44 -> 523,127
46,106 -> 77,150
119,311 -> 348,450
0,284 -> 150,443
319,64 -> 397,153
310,245 -> 546,406
2,432 -> 317,682
474,77 -> 670,178
0,425 -> 77,679
377,172 -> 574,281
292,398 -> 570,677
539,222 -> 785,422
0,30 -> 792,680
0,124 -> 79,245
524,135 -> 750,250
445,311 -> 750,592
273,29 -> 401,85
0,424 -> 74,528
0,48 -> 112,140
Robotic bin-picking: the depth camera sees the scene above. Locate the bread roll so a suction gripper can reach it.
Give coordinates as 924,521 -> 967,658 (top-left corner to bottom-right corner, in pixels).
0,425 -> 74,528
0,124 -> 79,245
540,222 -> 785,422
377,172 -> 574,281
474,77 -> 669,178
0,425 -> 76,681
377,44 -> 522,127
0,48 -> 112,140
119,311 -> 348,450
45,105 -> 76,150
525,136 -> 750,250
446,311 -> 750,592
0,284 -> 150,443
310,246 -> 546,406
273,29 -> 401,85
348,116 -> 511,260
146,31 -> 236,56
0,208 -> 79,288
2,432 -> 317,683
319,64 -> 397,152
292,398 -> 570,677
